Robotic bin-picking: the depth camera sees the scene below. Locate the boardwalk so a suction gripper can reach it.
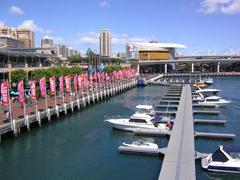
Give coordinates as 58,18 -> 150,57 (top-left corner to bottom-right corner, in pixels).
159,85 -> 195,180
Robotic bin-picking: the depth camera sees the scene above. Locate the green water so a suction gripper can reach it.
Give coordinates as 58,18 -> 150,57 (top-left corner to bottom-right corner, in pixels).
0,77 -> 240,180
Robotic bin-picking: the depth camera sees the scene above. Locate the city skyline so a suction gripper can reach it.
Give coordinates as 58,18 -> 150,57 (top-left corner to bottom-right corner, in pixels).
0,0 -> 240,55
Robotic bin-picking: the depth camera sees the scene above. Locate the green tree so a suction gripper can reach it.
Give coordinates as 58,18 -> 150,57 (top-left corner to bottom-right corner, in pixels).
69,66 -> 83,75
11,69 -> 27,83
104,65 -> 122,73
68,55 -> 81,64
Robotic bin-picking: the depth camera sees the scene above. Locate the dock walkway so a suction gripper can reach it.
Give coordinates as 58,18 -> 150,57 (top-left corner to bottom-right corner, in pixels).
159,85 -> 196,180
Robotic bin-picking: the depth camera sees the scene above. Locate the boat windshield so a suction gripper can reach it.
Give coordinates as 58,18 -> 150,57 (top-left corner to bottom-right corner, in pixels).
129,118 -> 148,123
229,152 -> 240,160
206,99 -> 219,102
137,108 -> 152,114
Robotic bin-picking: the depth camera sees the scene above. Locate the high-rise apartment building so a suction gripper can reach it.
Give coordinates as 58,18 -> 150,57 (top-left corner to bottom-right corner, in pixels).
0,24 -> 35,48
41,36 -> 53,48
99,28 -> 111,57
0,35 -> 24,48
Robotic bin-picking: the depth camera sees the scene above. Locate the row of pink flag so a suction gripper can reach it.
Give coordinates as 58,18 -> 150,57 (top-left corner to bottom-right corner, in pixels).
1,69 -> 135,106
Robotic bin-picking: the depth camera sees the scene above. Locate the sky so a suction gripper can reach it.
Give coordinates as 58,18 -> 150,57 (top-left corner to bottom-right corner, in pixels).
0,0 -> 240,55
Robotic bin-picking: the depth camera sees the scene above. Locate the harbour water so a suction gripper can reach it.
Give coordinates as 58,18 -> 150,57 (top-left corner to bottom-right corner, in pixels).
0,77 -> 239,180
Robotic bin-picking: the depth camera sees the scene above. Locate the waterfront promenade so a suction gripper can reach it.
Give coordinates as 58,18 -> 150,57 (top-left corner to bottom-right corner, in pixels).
0,78 -> 137,141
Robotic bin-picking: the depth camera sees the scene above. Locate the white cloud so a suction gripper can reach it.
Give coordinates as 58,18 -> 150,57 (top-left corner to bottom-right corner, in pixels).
9,6 -> 24,15
18,20 -> 54,34
99,0 -> 109,7
76,32 -> 99,45
200,0 -> 240,14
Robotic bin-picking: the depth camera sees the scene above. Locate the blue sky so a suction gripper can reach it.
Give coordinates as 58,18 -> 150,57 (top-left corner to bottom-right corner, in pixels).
1,0 -> 240,55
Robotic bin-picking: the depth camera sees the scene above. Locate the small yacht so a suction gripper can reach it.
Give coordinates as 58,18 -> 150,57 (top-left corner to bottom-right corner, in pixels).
195,87 -> 220,97
202,145 -> 240,174
198,96 -> 231,106
203,77 -> 214,85
105,112 -> 169,132
122,140 -> 158,150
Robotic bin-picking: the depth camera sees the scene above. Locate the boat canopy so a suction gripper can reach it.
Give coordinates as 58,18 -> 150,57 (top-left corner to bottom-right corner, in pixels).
136,105 -> 154,110
212,148 -> 229,162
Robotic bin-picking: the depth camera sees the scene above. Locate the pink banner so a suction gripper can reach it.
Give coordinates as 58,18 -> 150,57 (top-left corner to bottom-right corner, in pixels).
18,80 -> 25,104
49,76 -> 56,96
73,75 -> 78,92
39,77 -> 46,97
77,75 -> 82,89
30,80 -> 36,100
65,75 -> 71,92
1,81 -> 9,106
59,76 -> 63,93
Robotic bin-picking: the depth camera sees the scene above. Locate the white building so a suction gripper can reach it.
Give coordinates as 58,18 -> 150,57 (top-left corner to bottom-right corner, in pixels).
41,36 -> 53,48
126,42 -> 186,60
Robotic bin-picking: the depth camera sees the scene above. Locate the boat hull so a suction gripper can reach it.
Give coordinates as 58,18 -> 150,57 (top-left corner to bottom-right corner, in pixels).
105,119 -> 168,132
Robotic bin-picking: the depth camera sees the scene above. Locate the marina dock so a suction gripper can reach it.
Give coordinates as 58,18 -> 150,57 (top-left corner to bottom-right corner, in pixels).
159,85 -> 196,180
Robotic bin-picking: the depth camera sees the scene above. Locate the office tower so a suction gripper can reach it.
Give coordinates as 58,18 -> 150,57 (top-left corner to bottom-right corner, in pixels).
99,28 -> 111,57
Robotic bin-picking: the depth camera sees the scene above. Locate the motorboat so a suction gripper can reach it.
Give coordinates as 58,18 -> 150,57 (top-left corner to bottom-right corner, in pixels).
201,145 -> 240,174
195,87 -> 220,97
203,77 -> 214,85
105,112 -> 169,132
122,140 -> 158,150
198,96 -> 231,106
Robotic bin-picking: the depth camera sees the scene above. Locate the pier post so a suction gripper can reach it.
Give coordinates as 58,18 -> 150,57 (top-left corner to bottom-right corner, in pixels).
191,63 -> 194,73
63,103 -> 67,115
55,105 -> 59,118
77,99 -> 80,109
71,101 -> 74,112
37,111 -> 41,127
164,64 -> 168,74
47,108 -> 51,122
217,62 -> 220,74
26,115 -> 30,131
12,119 -> 18,136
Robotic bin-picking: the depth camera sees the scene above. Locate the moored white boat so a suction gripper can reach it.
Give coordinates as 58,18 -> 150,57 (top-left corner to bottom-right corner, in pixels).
105,112 -> 169,132
202,145 -> 240,174
122,140 -> 158,149
203,77 -> 214,85
198,96 -> 231,106
195,87 -> 220,97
